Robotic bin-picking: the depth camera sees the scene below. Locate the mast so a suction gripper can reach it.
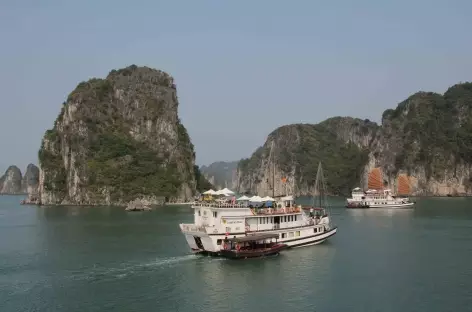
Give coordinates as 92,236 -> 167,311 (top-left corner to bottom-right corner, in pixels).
314,162 -> 326,208
271,141 -> 275,197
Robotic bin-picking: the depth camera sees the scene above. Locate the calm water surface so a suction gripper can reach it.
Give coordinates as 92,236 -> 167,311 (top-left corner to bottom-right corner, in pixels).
1,195 -> 472,311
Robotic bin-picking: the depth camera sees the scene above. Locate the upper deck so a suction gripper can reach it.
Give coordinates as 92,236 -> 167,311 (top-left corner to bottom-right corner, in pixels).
191,202 -> 302,216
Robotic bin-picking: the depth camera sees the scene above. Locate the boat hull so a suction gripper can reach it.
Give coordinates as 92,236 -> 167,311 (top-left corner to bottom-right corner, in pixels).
219,244 -> 288,259
182,226 -> 338,255
367,202 -> 415,208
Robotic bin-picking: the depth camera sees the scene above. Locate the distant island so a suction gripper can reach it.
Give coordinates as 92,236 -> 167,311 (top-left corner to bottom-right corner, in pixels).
0,164 -> 39,196
203,82 -> 472,197
34,65 -> 212,206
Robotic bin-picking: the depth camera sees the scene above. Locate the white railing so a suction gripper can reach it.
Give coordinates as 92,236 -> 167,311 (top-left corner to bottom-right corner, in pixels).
193,202 -> 248,208
253,207 -> 301,215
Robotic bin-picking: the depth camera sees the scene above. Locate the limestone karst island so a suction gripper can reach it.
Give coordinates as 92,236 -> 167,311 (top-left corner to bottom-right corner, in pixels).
11,65 -> 211,206
2,66 -> 472,206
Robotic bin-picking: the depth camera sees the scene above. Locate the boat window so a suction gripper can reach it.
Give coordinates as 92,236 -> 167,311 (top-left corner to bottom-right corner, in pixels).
266,217 -> 269,224
289,232 -> 294,238
217,239 -> 222,245
213,211 -> 217,218
314,228 -> 318,233
225,227 -> 231,232
203,211 -> 207,216
198,210 -> 201,216
281,233 -> 287,238
296,231 -> 300,237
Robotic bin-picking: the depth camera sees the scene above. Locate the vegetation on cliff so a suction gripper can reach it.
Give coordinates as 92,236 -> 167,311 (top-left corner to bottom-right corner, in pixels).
38,65 -> 199,205
237,82 -> 472,196
238,121 -> 372,196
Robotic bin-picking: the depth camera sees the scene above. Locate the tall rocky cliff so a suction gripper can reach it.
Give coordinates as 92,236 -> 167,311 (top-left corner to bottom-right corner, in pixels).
200,161 -> 239,190
236,82 -> 472,196
0,164 -> 39,195
38,65 -> 198,205
22,164 -> 40,195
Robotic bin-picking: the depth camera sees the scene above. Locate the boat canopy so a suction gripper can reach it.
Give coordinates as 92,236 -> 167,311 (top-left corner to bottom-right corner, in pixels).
215,188 -> 235,195
202,189 -> 217,195
221,188 -> 235,195
237,195 -> 250,201
260,196 -> 275,201
249,195 -> 263,202
226,233 -> 279,243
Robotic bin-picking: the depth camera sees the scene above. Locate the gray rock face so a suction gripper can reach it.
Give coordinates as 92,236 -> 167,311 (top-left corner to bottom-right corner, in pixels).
37,65 -> 197,206
0,166 -> 23,194
21,164 -> 40,195
236,83 -> 472,196
200,161 -> 239,190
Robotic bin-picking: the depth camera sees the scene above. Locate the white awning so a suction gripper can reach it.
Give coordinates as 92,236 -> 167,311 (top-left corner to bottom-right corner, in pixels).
249,196 -> 263,202
203,189 -> 217,195
281,195 -> 293,201
237,195 -> 250,201
261,196 -> 275,201
221,188 -> 235,195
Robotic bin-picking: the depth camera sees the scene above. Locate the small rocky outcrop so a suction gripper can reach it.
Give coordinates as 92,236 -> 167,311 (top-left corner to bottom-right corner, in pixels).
125,198 -> 152,211
0,166 -> 23,194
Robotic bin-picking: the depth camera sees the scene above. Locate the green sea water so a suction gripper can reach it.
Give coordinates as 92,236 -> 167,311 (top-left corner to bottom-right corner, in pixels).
1,195 -> 472,311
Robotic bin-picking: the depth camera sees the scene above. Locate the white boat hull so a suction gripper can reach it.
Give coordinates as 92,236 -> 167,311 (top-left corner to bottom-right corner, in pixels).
180,225 -> 337,254
367,202 -> 415,208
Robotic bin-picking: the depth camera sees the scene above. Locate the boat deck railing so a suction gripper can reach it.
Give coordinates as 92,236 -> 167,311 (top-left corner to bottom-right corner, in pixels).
193,202 -> 248,208
252,207 -> 302,215
192,202 -> 302,215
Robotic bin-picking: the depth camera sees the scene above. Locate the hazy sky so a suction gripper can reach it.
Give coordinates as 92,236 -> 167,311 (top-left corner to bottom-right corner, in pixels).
1,0 -> 472,174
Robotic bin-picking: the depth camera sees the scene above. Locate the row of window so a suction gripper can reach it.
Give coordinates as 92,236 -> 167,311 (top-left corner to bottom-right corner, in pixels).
260,215 -> 298,224
216,227 -> 323,245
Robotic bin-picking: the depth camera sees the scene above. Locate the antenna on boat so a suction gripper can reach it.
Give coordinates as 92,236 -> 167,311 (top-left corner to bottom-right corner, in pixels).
270,140 -> 275,198
314,162 -> 331,216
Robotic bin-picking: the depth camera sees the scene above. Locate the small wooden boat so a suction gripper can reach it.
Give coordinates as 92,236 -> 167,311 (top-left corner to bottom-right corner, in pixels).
219,233 -> 287,259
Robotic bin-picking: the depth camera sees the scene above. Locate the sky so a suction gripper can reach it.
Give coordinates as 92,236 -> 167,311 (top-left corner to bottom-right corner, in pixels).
1,0 -> 472,174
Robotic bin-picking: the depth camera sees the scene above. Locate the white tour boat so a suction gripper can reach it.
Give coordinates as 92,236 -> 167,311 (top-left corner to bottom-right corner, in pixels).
179,161 -> 337,255
346,187 -> 414,208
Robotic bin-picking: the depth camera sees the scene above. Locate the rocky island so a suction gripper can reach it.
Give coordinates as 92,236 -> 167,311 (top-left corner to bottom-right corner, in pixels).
227,82 -> 472,196
37,65 -> 210,206
0,164 -> 39,196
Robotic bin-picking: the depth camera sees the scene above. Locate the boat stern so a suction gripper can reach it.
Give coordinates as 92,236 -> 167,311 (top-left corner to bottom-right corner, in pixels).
179,223 -> 219,253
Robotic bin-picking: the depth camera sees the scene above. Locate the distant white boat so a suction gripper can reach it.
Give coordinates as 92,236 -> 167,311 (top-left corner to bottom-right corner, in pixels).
346,188 -> 414,208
